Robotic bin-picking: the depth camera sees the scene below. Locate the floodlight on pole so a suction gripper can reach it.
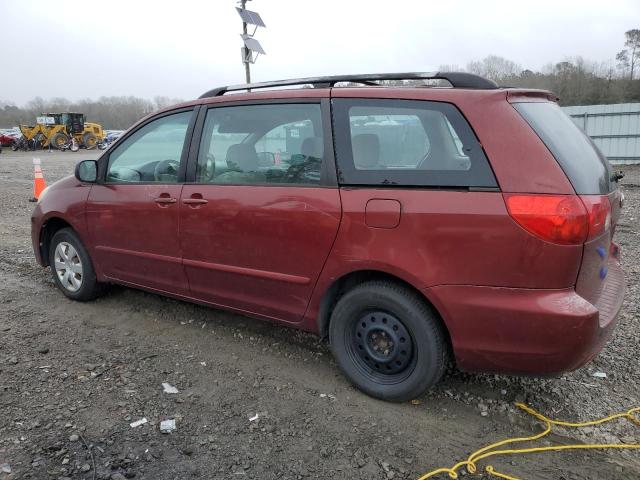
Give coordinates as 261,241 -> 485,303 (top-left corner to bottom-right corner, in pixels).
236,0 -> 266,84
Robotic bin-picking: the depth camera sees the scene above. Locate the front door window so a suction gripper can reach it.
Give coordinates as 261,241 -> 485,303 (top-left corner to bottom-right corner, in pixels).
107,111 -> 192,183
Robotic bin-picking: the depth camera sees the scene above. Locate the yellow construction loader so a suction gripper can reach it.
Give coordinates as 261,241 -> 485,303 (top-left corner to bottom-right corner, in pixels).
19,113 -> 105,150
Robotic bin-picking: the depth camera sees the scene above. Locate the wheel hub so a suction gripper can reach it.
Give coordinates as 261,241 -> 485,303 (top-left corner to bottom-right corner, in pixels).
54,242 -> 83,292
353,312 -> 413,375
368,330 -> 394,356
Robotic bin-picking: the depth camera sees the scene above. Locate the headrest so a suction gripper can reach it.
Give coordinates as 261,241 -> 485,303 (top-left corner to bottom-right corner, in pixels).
226,143 -> 259,172
301,137 -> 324,159
352,133 -> 380,169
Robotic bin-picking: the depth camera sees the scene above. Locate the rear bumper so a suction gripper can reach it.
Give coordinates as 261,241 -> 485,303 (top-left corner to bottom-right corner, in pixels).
425,258 -> 625,375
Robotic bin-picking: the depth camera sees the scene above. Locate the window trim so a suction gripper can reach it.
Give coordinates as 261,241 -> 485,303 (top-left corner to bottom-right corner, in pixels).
98,106 -> 199,185
185,98 -> 337,188
331,98 -> 498,189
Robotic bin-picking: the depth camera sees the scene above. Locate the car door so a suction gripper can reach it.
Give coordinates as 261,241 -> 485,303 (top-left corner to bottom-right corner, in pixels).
179,100 -> 342,323
86,108 -> 196,295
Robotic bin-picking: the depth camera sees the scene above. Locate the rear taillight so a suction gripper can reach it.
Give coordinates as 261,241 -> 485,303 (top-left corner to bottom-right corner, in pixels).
504,194 -> 611,245
580,195 -> 611,240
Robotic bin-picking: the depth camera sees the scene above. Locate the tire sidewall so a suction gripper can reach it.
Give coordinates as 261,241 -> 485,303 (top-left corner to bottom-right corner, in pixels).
51,133 -> 67,150
49,229 -> 99,301
329,283 -> 446,402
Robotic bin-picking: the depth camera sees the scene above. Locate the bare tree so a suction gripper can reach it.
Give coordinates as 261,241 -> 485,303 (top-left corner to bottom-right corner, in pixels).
153,96 -> 185,110
466,55 -> 522,82
616,50 -> 630,77
437,64 -> 464,73
617,29 -> 640,80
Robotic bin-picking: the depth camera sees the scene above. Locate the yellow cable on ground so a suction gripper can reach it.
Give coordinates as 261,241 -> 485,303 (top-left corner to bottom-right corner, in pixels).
417,403 -> 640,480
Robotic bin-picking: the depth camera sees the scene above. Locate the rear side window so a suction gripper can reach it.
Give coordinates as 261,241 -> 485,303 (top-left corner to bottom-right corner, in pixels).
513,102 -> 614,194
332,99 -> 496,188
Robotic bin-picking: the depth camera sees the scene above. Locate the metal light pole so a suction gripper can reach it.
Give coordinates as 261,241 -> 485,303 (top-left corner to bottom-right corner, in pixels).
240,0 -> 251,84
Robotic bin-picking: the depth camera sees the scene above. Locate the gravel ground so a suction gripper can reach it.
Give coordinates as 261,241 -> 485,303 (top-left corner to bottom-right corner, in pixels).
0,150 -> 638,480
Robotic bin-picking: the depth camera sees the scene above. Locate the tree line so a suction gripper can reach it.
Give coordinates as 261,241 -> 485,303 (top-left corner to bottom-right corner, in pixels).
1,30 -> 639,129
0,96 -> 183,130
439,29 -> 640,106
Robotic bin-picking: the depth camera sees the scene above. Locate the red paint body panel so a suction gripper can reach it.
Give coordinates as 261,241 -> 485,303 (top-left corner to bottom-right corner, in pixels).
30,84 -> 626,379
179,185 -> 341,322
424,257 -> 623,374
322,188 -> 581,289
575,191 -> 624,309
365,199 -> 401,228
300,187 -> 584,336
85,184 -> 189,295
0,133 -> 17,147
31,175 -> 92,265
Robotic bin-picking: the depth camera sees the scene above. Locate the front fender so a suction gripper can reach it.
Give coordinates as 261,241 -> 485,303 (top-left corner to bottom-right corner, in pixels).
31,176 -> 92,266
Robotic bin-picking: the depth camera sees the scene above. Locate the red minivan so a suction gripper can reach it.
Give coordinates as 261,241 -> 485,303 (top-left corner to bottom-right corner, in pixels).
31,73 -> 625,401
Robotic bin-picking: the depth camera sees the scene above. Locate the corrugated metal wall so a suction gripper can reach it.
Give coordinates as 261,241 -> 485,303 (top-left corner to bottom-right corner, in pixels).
562,103 -> 640,165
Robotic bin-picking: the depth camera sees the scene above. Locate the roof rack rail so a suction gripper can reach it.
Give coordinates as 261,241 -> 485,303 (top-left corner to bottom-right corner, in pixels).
198,72 -> 498,98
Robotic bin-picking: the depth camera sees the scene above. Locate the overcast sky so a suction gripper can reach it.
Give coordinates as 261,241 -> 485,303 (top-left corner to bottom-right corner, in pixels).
1,0 -> 638,105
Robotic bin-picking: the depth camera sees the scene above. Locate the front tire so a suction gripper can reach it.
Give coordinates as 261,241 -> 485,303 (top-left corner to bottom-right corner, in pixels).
329,281 -> 448,402
50,132 -> 68,150
49,228 -> 104,301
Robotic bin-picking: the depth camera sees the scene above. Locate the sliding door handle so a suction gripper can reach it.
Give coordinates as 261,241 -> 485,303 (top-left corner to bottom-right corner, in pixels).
182,198 -> 208,205
154,197 -> 177,204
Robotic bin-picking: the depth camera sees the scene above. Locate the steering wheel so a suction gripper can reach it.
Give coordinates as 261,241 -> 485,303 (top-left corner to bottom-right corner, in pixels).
154,159 -> 180,182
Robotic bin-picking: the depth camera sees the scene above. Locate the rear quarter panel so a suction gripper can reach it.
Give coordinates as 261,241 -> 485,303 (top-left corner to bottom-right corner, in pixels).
302,188 -> 583,329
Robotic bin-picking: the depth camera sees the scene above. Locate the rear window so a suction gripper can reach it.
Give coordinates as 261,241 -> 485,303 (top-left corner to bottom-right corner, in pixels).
513,102 -> 614,194
332,99 -> 497,188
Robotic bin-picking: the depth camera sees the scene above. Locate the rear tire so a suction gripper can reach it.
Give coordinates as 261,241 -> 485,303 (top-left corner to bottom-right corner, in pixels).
49,228 -> 104,301
83,133 -> 97,150
329,281 -> 448,402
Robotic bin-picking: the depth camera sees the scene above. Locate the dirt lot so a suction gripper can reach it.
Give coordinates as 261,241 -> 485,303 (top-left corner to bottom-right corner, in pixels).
0,150 -> 638,480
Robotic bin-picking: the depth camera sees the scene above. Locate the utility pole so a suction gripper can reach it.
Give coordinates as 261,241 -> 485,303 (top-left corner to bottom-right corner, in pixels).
236,1 -> 265,86
241,0 -> 251,84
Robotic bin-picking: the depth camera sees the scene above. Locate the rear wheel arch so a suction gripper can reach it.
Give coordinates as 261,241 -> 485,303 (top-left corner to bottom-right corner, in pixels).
316,270 -> 453,353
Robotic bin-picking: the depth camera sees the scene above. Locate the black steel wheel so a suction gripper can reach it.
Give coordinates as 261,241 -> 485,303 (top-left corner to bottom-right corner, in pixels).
350,311 -> 415,380
329,281 -> 448,402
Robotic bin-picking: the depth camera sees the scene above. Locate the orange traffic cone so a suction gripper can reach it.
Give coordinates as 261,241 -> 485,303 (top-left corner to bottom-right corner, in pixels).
30,158 -> 47,202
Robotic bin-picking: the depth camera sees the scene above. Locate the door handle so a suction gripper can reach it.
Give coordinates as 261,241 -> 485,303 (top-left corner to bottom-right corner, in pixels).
182,198 -> 208,205
154,197 -> 177,204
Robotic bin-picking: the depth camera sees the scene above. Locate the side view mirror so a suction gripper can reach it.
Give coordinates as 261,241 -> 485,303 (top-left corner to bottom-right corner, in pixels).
75,160 -> 98,183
